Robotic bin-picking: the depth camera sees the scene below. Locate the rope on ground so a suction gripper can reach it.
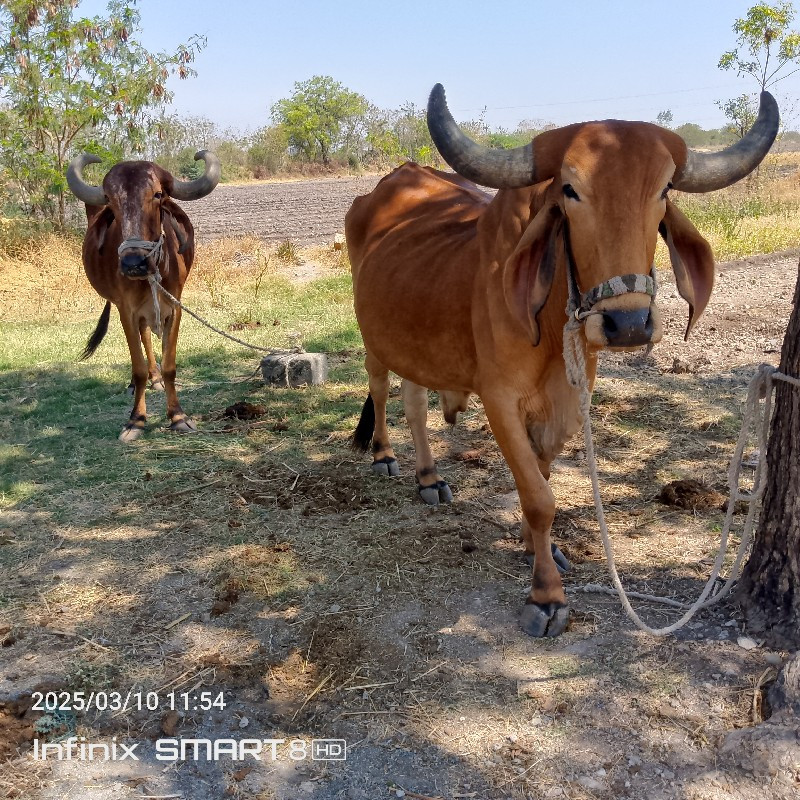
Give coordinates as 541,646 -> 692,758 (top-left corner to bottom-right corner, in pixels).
148,276 -> 296,356
563,316 -> 798,636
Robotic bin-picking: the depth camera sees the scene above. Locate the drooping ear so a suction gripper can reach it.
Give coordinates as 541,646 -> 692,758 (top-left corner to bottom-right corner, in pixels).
502,201 -> 563,345
90,206 -> 115,254
659,199 -> 715,340
161,198 -> 194,256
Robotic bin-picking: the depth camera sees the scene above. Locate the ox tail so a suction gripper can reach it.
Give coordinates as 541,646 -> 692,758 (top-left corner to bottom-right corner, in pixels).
350,393 -> 375,452
80,301 -> 111,361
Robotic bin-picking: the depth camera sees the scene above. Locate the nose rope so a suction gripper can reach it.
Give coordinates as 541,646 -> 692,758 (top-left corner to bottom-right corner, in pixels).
148,273 -> 163,338
117,234 -> 165,264
118,235 -> 166,337
574,271 -> 657,320
562,219 -> 658,321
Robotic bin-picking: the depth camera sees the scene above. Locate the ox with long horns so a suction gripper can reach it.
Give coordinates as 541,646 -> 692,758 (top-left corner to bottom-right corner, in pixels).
67,150 -> 220,441
346,84 -> 778,637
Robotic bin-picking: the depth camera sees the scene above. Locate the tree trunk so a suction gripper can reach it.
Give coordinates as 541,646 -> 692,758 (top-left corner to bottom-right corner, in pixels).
738,257 -> 800,649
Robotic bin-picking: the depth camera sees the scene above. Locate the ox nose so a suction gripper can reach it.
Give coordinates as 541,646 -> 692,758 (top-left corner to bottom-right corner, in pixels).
120,252 -> 149,278
601,307 -> 654,347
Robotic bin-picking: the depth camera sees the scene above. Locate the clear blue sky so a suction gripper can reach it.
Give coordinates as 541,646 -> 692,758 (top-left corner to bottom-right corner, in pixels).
78,0 -> 800,133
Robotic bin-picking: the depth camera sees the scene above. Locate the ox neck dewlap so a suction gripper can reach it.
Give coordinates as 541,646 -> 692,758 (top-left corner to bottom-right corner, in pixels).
562,220 -> 657,321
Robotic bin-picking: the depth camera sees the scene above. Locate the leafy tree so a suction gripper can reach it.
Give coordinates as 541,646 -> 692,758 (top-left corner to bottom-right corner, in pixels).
717,93 -> 760,139
247,124 -> 289,177
656,109 -> 674,128
271,75 -> 368,166
392,101 -> 438,165
0,0 -> 205,227
718,1 -> 800,88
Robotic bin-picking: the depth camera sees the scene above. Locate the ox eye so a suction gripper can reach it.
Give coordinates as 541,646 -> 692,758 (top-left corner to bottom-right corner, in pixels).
154,191 -> 163,200
661,182 -> 673,200
563,183 -> 580,201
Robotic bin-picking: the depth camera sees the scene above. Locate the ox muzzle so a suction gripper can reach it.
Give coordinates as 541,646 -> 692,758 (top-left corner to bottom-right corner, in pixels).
576,273 -> 660,349
564,223 -> 661,349
118,236 -> 164,279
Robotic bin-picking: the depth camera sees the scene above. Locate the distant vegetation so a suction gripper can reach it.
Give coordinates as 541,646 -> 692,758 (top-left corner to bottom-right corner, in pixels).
1,1 -> 800,232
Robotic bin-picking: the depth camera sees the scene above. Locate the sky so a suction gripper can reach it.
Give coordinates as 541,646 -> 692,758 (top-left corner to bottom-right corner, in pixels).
75,0 -> 800,134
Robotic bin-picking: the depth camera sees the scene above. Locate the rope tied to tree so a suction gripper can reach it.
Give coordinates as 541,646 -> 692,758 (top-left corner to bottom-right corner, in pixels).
562,312 -> 799,636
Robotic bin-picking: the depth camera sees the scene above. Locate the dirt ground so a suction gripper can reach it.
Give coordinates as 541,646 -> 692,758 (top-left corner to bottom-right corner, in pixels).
1,177 -> 799,800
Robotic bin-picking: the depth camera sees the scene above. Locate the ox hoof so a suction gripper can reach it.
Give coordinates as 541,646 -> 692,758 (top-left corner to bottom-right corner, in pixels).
150,378 -> 165,392
168,417 -> 197,434
418,480 -> 453,506
524,544 -> 571,575
520,602 -> 570,638
119,423 -> 145,443
371,456 -> 400,477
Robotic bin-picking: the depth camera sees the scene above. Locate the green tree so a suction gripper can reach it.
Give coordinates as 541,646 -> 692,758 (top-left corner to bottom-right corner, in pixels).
718,1 -> 800,88
270,75 -> 368,166
656,109 -> 674,128
247,124 -> 289,177
0,0 -> 205,227
717,93 -> 760,139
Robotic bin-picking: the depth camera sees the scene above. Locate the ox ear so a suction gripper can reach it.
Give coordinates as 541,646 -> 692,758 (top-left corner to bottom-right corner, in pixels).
161,199 -> 193,256
659,199 -> 715,340
503,201 -> 563,346
91,206 -> 115,254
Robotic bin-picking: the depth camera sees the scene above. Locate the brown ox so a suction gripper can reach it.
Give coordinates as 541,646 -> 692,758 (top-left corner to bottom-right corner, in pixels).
66,151 -> 220,442
346,84 -> 778,637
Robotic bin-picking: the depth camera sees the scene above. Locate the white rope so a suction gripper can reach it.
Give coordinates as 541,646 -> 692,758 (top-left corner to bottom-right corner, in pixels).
150,280 -> 300,359
148,273 -> 163,338
562,317 -> 797,635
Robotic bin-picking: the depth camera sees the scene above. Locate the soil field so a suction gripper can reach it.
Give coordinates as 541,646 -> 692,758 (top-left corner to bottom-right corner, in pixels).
187,176 -> 384,246
1,177 -> 799,800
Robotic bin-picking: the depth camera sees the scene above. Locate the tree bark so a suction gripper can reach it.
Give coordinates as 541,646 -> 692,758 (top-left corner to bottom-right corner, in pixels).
738,257 -> 800,649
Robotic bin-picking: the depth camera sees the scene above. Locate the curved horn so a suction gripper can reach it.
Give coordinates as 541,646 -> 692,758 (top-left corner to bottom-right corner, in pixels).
170,150 -> 221,201
673,91 -> 779,193
427,84 -> 536,188
66,153 -> 106,206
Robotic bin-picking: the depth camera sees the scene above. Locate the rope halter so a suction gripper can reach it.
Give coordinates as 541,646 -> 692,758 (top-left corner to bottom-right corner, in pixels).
572,271 -> 658,321
117,234 -> 165,267
562,220 -> 658,322
118,235 -> 167,338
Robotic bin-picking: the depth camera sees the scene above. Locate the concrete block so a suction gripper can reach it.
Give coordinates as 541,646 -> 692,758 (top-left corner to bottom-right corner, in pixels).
261,352 -> 328,387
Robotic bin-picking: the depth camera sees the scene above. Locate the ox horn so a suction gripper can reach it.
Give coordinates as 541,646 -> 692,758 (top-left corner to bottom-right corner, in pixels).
170,150 -> 221,201
673,91 -> 779,193
427,83 -> 536,188
66,153 -> 107,206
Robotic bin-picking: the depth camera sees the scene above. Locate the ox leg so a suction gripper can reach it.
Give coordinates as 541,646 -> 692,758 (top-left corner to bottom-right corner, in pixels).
119,314 -> 149,442
401,379 -> 452,506
365,353 -> 399,476
162,308 -> 196,433
140,326 -> 164,391
483,399 -> 568,637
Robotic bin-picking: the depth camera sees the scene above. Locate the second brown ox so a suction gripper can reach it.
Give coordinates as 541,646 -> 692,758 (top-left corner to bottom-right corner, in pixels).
67,150 -> 220,442
347,84 -> 778,637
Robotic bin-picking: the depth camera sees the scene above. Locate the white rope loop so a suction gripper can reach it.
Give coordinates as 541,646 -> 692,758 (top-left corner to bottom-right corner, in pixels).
562,318 -> 794,636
